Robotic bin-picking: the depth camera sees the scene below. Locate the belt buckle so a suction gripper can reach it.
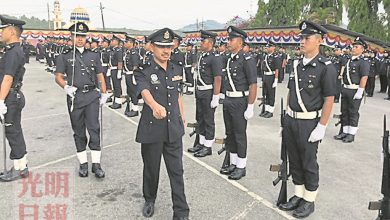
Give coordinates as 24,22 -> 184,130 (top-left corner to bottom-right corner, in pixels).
82,85 -> 89,93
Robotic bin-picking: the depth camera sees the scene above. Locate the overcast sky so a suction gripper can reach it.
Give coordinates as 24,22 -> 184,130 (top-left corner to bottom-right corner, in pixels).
1,0 -> 258,30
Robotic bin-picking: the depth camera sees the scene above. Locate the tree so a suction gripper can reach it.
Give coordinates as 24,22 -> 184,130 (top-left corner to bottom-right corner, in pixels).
303,0 -> 343,25
346,0 -> 386,41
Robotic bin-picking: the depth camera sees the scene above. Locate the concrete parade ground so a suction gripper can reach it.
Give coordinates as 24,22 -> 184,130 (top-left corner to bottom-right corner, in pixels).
0,60 -> 389,220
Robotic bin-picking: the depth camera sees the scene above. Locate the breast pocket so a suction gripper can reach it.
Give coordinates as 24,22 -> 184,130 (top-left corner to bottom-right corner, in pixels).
303,74 -> 320,95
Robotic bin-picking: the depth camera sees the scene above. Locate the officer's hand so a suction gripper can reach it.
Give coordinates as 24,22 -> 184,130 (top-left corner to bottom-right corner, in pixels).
308,123 -> 327,143
106,69 -> 112,77
244,104 -> 254,120
191,67 -> 195,74
117,70 -> 122,79
210,95 -> 220,108
64,85 -> 78,98
152,104 -> 167,119
338,75 -> 343,79
100,93 -> 112,105
353,88 -> 364,100
272,78 -> 278,88
0,100 -> 7,119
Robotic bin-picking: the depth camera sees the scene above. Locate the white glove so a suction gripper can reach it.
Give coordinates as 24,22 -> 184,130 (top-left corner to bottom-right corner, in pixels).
353,88 -> 364,100
0,100 -> 7,119
100,93 -> 112,105
272,78 -> 278,88
210,95 -> 220,108
106,69 -> 111,77
191,67 -> 195,74
117,70 -> 122,79
64,85 -> 77,98
244,104 -> 254,120
308,123 -> 327,143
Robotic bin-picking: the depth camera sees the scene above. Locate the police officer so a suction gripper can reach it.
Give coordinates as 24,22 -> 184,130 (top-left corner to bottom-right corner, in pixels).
0,15 -> 29,182
90,38 -> 100,53
189,30 -> 222,157
134,28 -> 189,220
219,26 -> 257,180
365,50 -> 377,97
278,47 -> 288,83
55,22 -> 111,178
123,34 -> 140,117
36,38 -> 45,63
218,41 -> 230,103
21,37 -> 30,64
384,48 -> 390,100
100,37 -> 112,96
330,45 -> 344,103
108,35 -> 124,109
142,36 -> 153,67
278,21 -> 337,218
334,37 -> 369,143
259,41 -> 281,118
183,42 -> 196,95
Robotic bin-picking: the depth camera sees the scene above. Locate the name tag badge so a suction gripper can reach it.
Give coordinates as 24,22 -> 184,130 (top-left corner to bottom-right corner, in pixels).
172,75 -> 183,82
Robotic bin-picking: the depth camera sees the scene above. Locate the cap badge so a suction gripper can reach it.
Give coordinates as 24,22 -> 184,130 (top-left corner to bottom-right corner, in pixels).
302,22 -> 307,30
164,31 -> 170,40
79,24 -> 83,30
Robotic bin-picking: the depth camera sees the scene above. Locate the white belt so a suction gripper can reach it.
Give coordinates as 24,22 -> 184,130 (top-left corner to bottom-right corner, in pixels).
197,85 -> 213,91
226,91 -> 249,98
264,71 -> 274,76
102,63 -> 108,67
125,71 -> 134,75
287,107 -> 321,120
185,65 -> 192,68
110,66 -> 118,70
343,84 -> 359,89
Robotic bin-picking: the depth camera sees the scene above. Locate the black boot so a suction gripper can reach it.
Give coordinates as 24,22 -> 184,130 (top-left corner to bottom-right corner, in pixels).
385,97 -> 390,100
342,134 -> 355,143
333,132 -> 347,140
278,195 -> 303,211
109,102 -> 122,109
292,200 -> 315,218
263,112 -> 273,118
0,167 -> 29,182
125,110 -> 139,117
259,111 -> 268,117
220,164 -> 236,175
228,167 -> 246,180
188,144 -> 203,153
79,163 -> 88,177
106,97 -> 113,103
91,163 -> 105,178
142,201 -> 155,218
194,147 -> 212,157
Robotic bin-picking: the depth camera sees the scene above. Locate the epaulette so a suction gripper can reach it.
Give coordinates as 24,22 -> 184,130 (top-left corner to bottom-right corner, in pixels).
318,56 -> 332,65
243,53 -> 252,60
62,47 -> 72,54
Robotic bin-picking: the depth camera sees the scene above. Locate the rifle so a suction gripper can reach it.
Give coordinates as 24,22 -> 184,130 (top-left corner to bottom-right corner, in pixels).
333,113 -> 343,135
215,138 -> 229,169
270,98 -> 289,206
187,122 -> 198,137
368,115 -> 390,220
258,80 -> 266,114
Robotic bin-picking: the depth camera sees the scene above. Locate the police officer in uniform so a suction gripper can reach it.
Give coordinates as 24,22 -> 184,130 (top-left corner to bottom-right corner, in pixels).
36,38 -> 45,63
278,21 -> 337,218
100,37 -> 112,95
0,15 -> 29,182
259,41 -> 281,118
108,35 -> 124,109
365,50 -> 377,97
55,22 -> 111,178
21,37 -> 30,64
218,41 -> 230,103
334,37 -> 369,143
219,26 -> 257,180
384,48 -> 390,100
123,34 -> 140,117
188,30 -> 222,157
183,42 -> 196,95
134,28 -> 189,220
90,38 -> 100,53
330,45 -> 344,103
142,36 -> 153,67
